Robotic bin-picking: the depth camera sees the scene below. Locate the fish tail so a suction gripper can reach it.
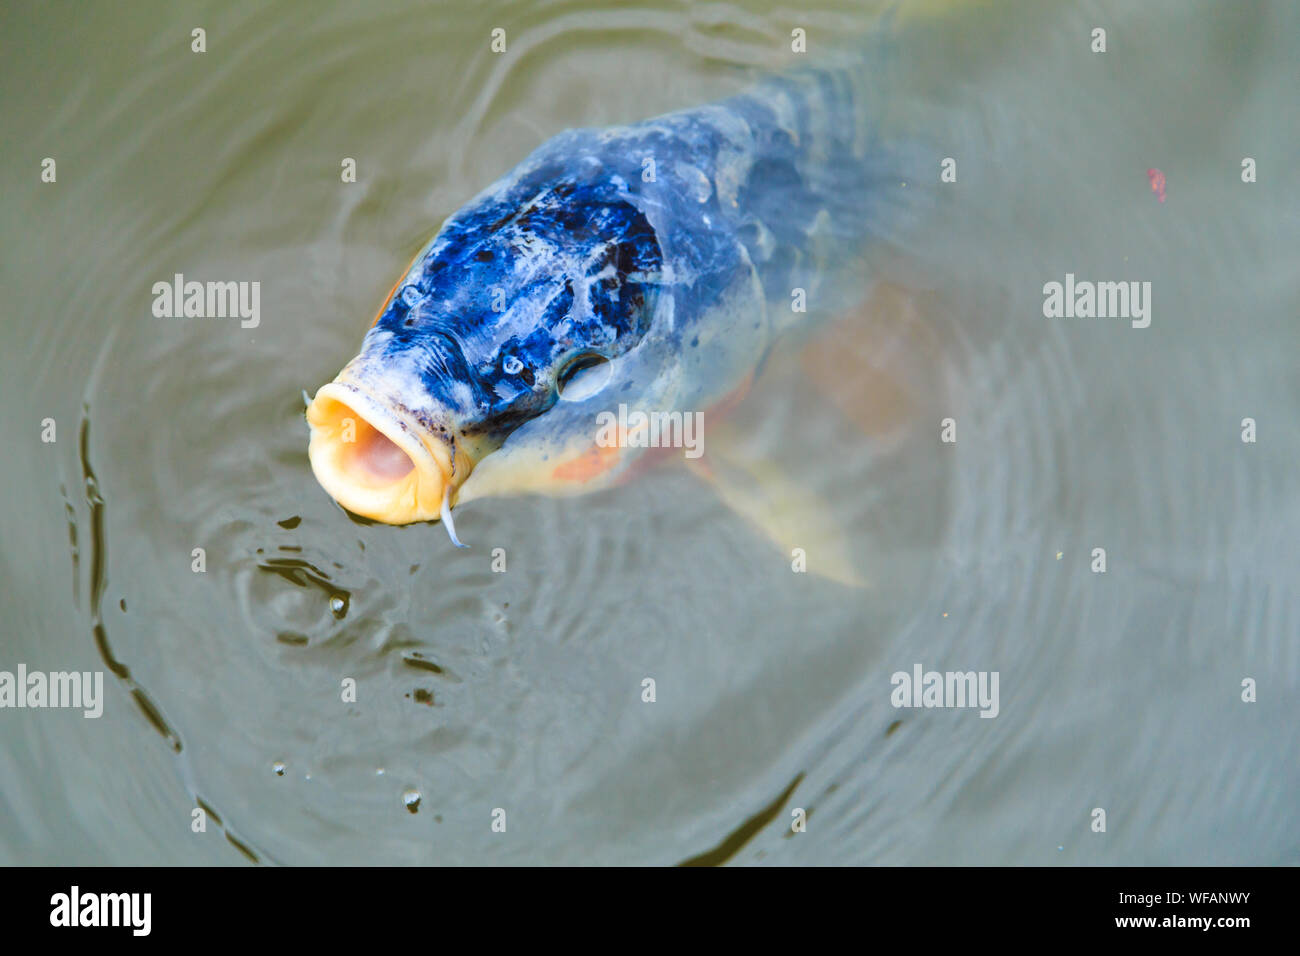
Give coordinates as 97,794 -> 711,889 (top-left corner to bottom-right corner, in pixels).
745,0 -> 1059,290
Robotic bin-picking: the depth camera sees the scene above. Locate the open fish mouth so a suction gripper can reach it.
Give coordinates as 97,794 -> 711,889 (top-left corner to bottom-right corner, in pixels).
305,382 -> 458,529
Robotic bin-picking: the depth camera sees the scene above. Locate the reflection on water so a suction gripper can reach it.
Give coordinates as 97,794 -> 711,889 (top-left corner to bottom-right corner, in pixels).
1,0 -> 1297,864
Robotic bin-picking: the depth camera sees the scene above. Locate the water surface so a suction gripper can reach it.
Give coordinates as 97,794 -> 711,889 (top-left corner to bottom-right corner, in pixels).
1,0 -> 1297,864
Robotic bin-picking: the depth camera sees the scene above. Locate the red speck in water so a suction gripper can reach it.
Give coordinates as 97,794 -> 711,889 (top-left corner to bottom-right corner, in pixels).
1147,168 -> 1167,203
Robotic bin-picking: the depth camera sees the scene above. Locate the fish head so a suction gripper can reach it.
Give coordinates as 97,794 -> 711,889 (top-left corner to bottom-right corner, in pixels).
306,157 -> 666,526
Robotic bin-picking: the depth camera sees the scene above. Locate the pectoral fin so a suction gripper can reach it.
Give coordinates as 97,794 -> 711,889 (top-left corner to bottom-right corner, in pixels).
682,280 -> 943,588
687,421 -> 866,588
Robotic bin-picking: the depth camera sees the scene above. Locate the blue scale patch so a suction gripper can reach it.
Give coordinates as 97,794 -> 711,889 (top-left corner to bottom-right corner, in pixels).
353,64 -> 906,450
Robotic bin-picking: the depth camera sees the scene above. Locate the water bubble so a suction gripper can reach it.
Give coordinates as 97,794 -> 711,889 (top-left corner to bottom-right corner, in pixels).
403,788 -> 422,813
273,761 -> 286,776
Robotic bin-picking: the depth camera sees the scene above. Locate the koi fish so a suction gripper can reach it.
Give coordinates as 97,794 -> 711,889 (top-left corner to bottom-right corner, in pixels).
306,35 -> 929,558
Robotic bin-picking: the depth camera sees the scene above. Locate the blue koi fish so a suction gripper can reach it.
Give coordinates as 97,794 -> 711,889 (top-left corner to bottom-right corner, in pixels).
306,34 -> 925,546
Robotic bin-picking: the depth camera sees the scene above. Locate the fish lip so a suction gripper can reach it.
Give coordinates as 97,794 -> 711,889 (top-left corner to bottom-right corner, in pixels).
306,381 -> 456,524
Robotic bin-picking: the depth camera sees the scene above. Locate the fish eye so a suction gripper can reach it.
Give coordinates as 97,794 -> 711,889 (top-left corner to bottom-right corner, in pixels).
556,353 -> 612,402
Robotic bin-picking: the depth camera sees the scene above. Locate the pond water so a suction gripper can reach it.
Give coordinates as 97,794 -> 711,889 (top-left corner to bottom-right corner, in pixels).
1,0 -> 1296,864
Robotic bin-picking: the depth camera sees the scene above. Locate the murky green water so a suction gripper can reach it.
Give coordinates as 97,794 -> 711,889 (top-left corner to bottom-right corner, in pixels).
2,0 -> 1297,864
